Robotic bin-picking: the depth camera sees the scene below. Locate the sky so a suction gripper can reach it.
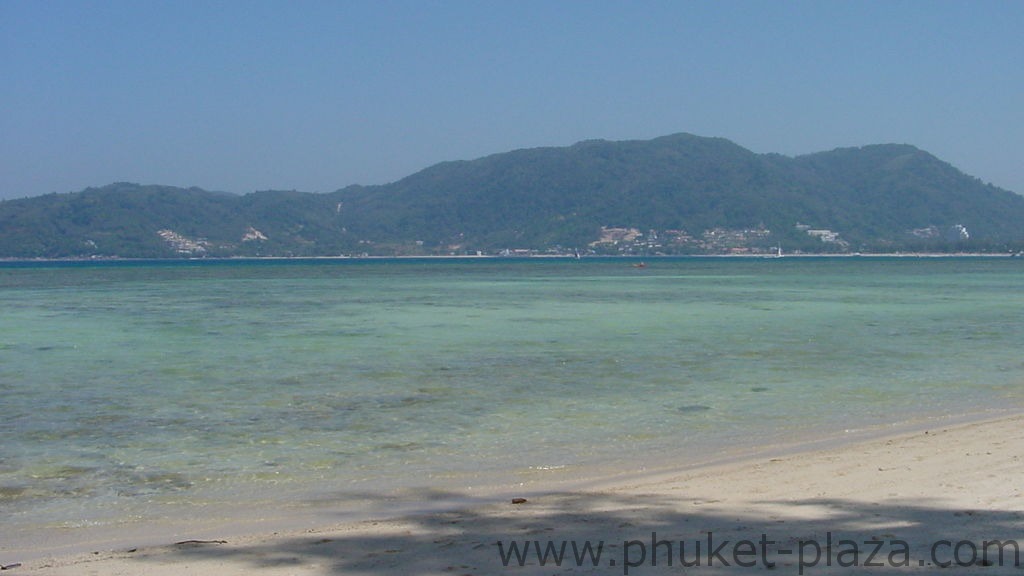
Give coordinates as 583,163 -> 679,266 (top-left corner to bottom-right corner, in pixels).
2,0 -> 1022,200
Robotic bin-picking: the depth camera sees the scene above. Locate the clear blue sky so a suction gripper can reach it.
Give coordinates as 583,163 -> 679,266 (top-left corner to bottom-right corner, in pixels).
2,0 -> 1022,200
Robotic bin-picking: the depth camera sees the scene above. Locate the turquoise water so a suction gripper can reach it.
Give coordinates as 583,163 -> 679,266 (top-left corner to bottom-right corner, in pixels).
2,257 -> 1023,550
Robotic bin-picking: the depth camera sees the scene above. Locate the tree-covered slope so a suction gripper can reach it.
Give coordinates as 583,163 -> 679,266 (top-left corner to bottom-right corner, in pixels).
332,134 -> 1024,252
333,134 -> 815,249
0,184 -> 237,258
1,134 -> 1022,257
793,144 -> 1024,244
0,183 -> 351,258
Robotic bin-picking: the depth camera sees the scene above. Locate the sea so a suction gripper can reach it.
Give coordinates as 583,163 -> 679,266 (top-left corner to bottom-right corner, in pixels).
2,256 -> 1023,555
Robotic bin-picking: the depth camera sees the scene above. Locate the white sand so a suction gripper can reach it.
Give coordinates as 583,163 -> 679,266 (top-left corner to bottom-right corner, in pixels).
7,414 -> 1023,575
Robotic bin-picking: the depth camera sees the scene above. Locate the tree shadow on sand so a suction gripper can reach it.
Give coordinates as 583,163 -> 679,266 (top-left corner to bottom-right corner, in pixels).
128,487 -> 1024,574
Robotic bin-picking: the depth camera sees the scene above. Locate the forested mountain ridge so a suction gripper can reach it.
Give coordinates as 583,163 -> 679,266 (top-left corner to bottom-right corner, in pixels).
1,133 -> 1022,258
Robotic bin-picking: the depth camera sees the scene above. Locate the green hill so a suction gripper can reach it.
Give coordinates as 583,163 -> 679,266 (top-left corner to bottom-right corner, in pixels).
1,134 -> 1022,257
0,183 -> 347,258
331,134 -> 1024,254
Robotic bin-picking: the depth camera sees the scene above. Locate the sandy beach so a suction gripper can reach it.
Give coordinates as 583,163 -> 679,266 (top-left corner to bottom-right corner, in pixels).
5,413 -> 1021,575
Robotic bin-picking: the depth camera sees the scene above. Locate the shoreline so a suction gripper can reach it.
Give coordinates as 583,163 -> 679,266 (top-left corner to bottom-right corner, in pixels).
1,252 -> 1022,265
8,410 -> 1023,574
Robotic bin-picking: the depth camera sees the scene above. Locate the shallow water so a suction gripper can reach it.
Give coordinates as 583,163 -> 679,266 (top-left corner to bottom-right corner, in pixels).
2,257 -> 1023,549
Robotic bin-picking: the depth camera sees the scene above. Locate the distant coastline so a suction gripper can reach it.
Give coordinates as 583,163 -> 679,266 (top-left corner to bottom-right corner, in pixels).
2,251 -> 1022,266
4,137 -> 1024,259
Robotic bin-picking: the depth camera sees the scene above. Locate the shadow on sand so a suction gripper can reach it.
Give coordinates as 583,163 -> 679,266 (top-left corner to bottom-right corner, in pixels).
128,487 -> 1024,574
